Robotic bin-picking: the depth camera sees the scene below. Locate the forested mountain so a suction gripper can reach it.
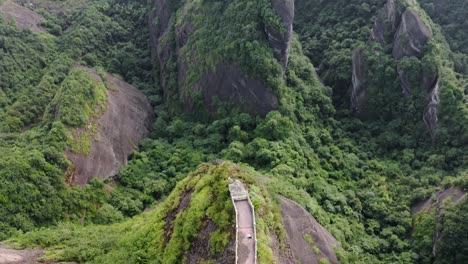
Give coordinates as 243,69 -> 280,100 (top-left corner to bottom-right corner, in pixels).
0,0 -> 466,263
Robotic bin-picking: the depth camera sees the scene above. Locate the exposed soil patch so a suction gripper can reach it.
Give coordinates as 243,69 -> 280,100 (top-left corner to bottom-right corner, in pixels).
65,67 -> 154,185
0,0 -> 45,32
279,195 -> 341,264
163,189 -> 192,243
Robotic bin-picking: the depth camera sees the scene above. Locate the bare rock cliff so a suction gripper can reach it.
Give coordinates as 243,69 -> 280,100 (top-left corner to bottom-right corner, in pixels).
275,196 -> 341,264
423,76 -> 440,136
353,0 -> 439,136
370,0 -> 401,45
0,0 -> 45,32
149,0 -> 280,116
67,69 -> 153,185
392,10 -> 432,60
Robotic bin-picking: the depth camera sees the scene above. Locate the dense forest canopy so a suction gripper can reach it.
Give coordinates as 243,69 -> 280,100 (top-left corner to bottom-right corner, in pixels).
0,0 -> 466,263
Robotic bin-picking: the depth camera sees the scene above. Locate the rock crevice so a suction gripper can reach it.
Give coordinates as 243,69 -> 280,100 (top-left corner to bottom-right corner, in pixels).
350,48 -> 368,113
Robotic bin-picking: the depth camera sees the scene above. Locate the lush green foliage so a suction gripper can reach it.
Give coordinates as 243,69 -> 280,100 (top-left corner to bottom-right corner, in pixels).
294,0 -> 386,104
1,0 -> 466,263
436,199 -> 468,263
10,163 -> 284,263
0,0 -> 154,239
418,0 -> 468,55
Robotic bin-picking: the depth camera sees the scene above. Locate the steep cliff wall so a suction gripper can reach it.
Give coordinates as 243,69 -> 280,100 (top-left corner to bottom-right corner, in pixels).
392,10 -> 432,60
266,0 -> 294,70
351,0 -> 440,135
148,0 -> 291,117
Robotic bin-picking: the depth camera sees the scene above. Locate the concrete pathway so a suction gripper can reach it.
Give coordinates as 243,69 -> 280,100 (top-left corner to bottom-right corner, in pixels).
229,179 -> 257,264
235,200 -> 256,264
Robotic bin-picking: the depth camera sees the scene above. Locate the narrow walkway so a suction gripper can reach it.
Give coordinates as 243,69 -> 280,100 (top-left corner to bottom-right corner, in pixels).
229,179 -> 257,264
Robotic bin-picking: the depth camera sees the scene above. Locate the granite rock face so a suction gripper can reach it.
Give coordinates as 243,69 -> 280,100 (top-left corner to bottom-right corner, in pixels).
149,0 -> 280,116
392,10 -> 432,60
266,0 -> 294,69
66,69 -> 153,185
350,48 -> 368,113
0,1 -> 45,32
393,10 -> 433,97
277,196 -> 342,264
149,0 -> 179,102
354,0 -> 439,136
193,64 -> 279,116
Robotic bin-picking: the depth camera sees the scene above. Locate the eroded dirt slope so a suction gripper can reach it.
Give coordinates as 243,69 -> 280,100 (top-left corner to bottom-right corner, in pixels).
66,68 -> 153,185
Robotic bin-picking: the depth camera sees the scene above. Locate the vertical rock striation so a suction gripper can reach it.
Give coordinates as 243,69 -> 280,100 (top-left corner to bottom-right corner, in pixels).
423,77 -> 440,136
350,48 -> 368,113
353,0 -> 439,136
266,0 -> 295,69
370,0 -> 400,45
392,10 -> 432,60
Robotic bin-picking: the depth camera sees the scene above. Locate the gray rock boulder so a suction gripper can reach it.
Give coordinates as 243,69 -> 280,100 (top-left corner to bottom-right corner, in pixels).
0,1 -> 45,32
266,0 -> 294,69
393,10 -> 432,60
350,48 -> 368,113
66,69 -> 153,185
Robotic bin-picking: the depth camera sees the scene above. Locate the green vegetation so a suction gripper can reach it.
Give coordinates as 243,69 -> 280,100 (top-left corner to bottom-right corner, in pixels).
303,233 -> 313,244
10,162 -> 284,263
0,0 -> 154,240
313,246 -> 321,255
294,0 -> 386,104
418,0 -> 468,55
0,0 -> 466,263
412,207 -> 436,263
436,199 -> 468,263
